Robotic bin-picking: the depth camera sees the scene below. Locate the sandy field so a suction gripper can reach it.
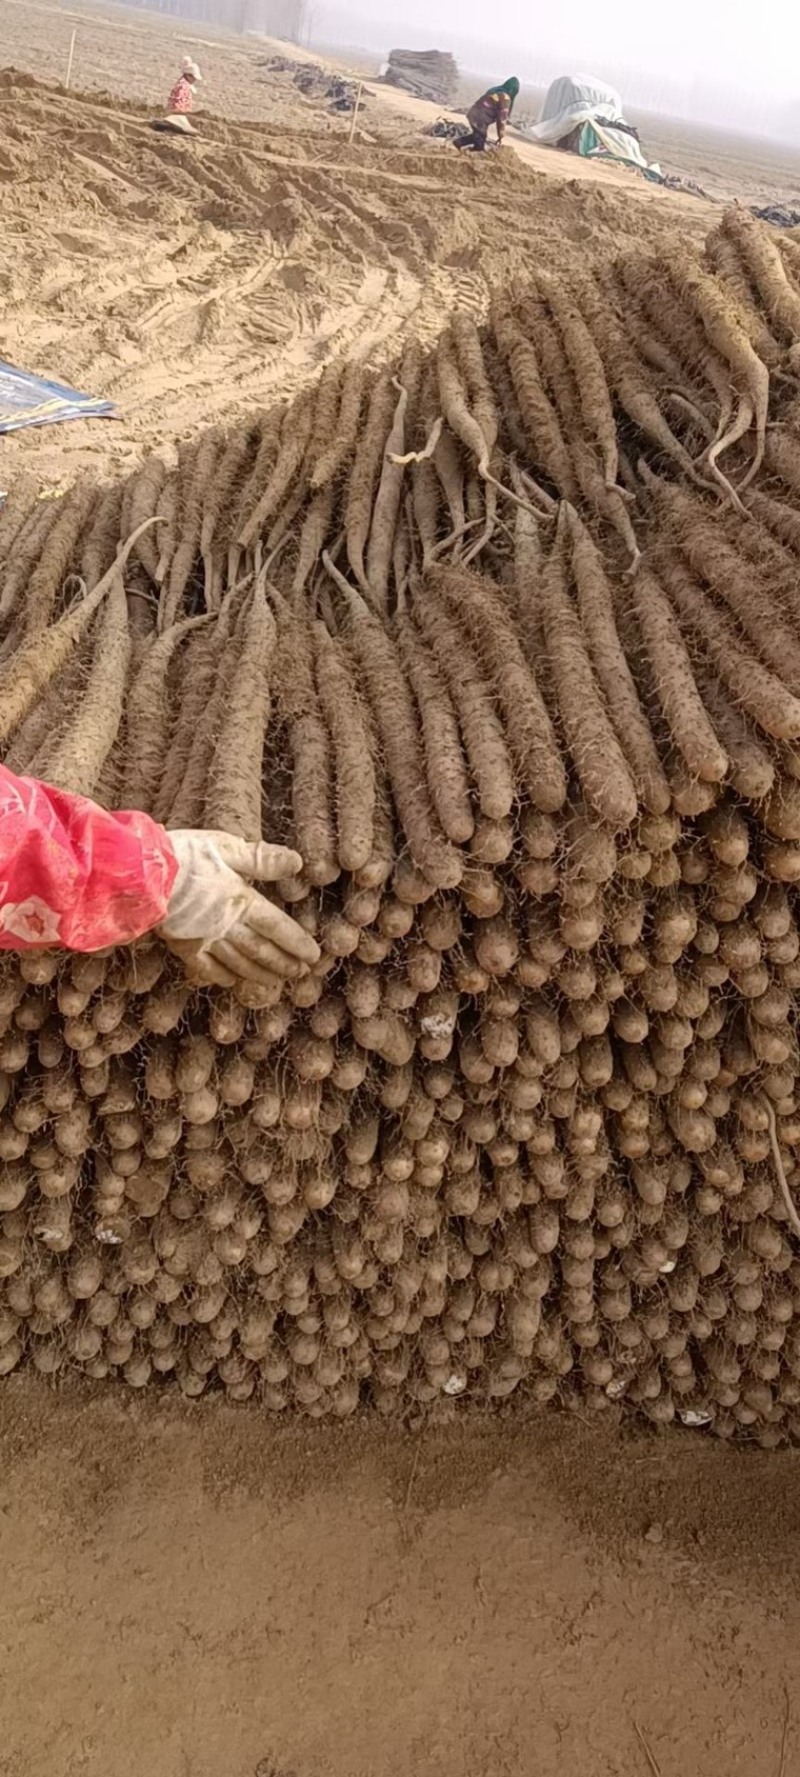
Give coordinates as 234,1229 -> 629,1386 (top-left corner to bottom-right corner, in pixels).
2,4 -> 798,493
2,1377 -> 799,1777
4,9 -> 800,1775
0,0 -> 739,488
2,3 -> 798,492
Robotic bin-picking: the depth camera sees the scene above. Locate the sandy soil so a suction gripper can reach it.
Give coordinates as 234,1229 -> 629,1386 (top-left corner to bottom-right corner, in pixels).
1,1376 -> 799,1777
5,2 -> 797,494
0,0 -> 730,488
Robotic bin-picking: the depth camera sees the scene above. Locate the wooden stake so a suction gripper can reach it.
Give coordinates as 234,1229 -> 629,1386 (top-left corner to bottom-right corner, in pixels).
65,28 -> 77,89
347,80 -> 363,147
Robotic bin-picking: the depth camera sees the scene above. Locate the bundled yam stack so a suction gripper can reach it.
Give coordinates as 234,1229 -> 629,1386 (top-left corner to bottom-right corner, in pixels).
5,208 -> 800,1441
382,49 -> 459,106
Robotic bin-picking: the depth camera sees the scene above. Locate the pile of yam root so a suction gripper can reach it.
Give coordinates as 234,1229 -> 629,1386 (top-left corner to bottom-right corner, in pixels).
4,207 -> 800,1441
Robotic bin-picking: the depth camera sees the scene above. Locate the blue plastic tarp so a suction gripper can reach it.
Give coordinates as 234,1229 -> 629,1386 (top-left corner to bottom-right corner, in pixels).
0,360 -> 115,435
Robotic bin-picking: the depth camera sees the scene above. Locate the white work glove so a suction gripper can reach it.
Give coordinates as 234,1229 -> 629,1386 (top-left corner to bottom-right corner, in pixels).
159,831 -> 320,989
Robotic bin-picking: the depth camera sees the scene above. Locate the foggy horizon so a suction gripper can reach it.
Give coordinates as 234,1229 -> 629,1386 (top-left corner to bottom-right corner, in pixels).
310,1 -> 800,143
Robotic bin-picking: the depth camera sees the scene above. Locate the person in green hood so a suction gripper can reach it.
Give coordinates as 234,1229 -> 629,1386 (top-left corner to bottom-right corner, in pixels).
456,76 -> 520,151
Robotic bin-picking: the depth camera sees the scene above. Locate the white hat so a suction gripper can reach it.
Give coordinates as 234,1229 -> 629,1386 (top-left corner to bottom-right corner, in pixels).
181,56 -> 203,82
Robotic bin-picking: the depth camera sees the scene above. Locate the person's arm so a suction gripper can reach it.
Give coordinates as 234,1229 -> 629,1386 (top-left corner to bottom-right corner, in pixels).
0,764 -> 177,952
495,94 -> 511,142
0,764 -> 320,985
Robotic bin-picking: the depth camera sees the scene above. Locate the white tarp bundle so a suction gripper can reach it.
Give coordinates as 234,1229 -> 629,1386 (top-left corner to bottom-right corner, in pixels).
530,72 -> 651,171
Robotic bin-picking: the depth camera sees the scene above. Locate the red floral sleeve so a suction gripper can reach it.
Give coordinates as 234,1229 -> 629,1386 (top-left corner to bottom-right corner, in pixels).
0,765 -> 178,953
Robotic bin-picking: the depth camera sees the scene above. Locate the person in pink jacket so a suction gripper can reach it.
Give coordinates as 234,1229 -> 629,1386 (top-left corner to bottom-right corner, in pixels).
167,56 -> 203,117
0,763 -> 320,988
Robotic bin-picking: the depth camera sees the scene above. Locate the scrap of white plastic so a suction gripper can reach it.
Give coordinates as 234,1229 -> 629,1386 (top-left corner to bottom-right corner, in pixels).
420,1012 -> 457,1040
444,1373 -> 467,1396
659,1258 -> 678,1274
679,1409 -> 713,1428
605,1377 -> 629,1399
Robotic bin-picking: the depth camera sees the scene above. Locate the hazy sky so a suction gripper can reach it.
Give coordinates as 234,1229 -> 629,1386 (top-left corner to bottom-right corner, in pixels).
314,0 -> 799,134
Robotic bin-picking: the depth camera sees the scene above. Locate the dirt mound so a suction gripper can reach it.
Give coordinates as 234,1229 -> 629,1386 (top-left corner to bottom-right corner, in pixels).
0,71 -> 709,487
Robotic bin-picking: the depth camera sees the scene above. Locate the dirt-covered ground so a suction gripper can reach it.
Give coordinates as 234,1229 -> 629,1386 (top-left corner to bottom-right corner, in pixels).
1,1377 -> 799,1777
3,2 -> 799,493
0,0 -> 751,490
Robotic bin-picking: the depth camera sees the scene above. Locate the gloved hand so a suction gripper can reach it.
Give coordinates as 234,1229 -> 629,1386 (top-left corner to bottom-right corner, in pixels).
159,831 -> 321,988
